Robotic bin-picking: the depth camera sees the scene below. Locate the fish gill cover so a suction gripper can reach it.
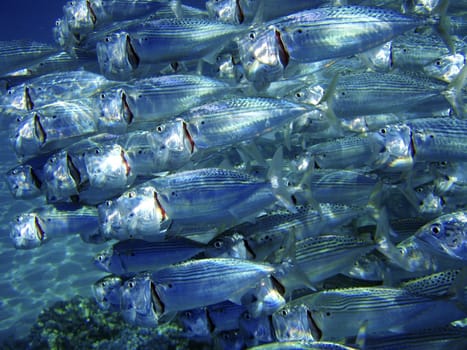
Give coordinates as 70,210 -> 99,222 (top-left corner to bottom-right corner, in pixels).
0,0 -> 466,349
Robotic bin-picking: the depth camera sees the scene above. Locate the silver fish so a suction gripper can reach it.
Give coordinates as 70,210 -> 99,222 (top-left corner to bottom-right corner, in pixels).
9,204 -> 100,249
151,258 -> 275,313
93,238 -> 205,275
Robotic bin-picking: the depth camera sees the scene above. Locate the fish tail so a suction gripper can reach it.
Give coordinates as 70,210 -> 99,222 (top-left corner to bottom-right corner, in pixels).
432,0 -> 455,54
443,58 -> 467,118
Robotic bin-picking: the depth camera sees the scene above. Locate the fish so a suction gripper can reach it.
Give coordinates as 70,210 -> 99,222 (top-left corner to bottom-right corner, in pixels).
98,157 -> 295,241
293,286 -> 467,340
9,204 -> 101,249
119,258 -> 274,323
238,6 -> 433,87
93,238 -> 205,275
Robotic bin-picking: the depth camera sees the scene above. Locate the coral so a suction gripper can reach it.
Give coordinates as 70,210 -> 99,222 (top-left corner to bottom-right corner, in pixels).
4,296 -> 195,350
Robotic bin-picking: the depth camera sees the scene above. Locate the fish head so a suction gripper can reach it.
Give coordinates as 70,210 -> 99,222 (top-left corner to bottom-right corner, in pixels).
10,213 -> 46,249
395,237 -> 439,272
5,164 -> 42,199
96,32 -> 136,80
121,273 -> 160,327
205,232 -> 251,259
369,124 -> 414,172
206,0 -> 244,24
272,304 -> 317,342
423,53 -> 465,83
63,0 -> 96,37
239,311 -> 274,347
289,84 -> 325,107
416,212 -> 467,261
2,85 -> 32,111
43,150 -> 81,202
97,87 -> 132,133
93,246 -> 117,273
237,25 -> 287,89
211,53 -> 244,82
98,186 -> 165,241
178,308 -> 212,339
84,144 -> 135,190
10,112 -> 45,160
92,275 -> 123,311
152,119 -> 195,159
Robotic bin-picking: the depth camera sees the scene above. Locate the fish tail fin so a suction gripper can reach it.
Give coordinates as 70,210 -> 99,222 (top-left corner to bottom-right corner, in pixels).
432,0 -> 455,54
318,73 -> 344,137
443,58 -> 467,118
268,147 -> 297,213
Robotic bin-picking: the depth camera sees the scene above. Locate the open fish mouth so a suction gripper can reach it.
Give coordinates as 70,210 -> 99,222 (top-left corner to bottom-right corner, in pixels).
307,309 -> 323,341
275,30 -> 289,68
125,34 -> 140,70
150,281 -> 165,315
120,149 -> 132,176
34,216 -> 45,241
121,91 -> 134,125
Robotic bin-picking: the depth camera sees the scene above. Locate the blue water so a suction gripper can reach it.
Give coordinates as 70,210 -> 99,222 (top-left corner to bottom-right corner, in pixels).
0,1 -> 62,42
0,3 -> 107,342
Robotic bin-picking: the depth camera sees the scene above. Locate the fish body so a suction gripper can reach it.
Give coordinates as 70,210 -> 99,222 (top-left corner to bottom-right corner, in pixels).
11,100 -> 99,160
151,258 -> 275,313
414,211 -> 467,262
183,97 -> 312,149
5,164 -> 43,199
238,6 -> 427,86
93,238 -> 205,275
299,286 -> 467,340
9,204 -> 100,249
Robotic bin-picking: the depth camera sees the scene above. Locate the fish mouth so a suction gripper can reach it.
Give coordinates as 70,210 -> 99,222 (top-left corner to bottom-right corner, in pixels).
33,113 -> 46,145
206,308 -> 216,333
242,238 -> 257,260
182,121 -> 195,154
270,275 -> 286,296
66,154 -> 81,188
120,149 -> 131,176
125,34 -> 140,70
307,309 -> 323,341
86,0 -> 97,25
34,216 -> 45,241
235,0 -> 245,24
275,30 -> 289,68
150,281 -> 165,315
24,87 -> 34,110
121,91 -> 134,125
29,167 -> 42,189
153,191 -> 168,222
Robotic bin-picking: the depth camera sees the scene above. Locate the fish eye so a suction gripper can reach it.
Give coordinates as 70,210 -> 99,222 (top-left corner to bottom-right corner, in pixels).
380,128 -> 387,134
243,312 -> 251,320
430,224 -> 441,235
97,255 -> 104,262
156,125 -> 164,133
105,200 -> 112,207
100,93 -> 106,99
213,240 -> 223,249
127,281 -> 135,289
295,91 -> 303,98
280,309 -> 288,316
249,31 -> 256,40
127,191 -> 136,198
94,148 -> 100,154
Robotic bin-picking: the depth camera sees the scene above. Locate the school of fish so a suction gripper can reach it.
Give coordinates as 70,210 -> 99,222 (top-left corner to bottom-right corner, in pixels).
1,0 -> 467,349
